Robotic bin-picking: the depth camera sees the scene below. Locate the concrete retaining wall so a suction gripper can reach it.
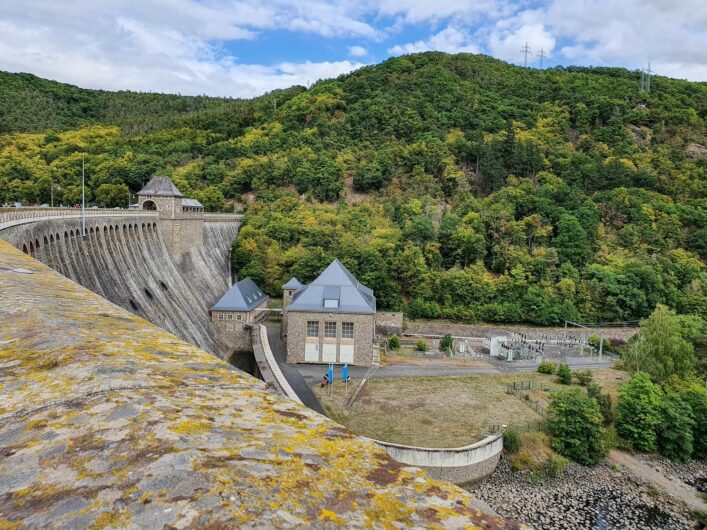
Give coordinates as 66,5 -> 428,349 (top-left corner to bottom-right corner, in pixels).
370,434 -> 503,484
253,324 -> 502,484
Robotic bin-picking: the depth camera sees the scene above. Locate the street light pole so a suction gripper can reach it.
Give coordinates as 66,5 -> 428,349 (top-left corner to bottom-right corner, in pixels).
81,155 -> 86,237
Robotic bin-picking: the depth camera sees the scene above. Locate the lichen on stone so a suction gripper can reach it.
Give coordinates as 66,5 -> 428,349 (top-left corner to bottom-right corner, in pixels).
0,240 -> 526,529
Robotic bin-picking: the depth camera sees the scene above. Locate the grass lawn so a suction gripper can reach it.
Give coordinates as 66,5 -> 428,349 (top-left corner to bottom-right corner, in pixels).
314,368 -> 626,448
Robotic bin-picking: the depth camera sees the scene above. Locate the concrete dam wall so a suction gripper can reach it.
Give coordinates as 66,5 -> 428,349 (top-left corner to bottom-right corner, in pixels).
0,211 -> 239,354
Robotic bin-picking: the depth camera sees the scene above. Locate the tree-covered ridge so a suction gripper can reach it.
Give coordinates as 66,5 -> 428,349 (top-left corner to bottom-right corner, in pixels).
0,70 -> 304,135
0,52 -> 705,325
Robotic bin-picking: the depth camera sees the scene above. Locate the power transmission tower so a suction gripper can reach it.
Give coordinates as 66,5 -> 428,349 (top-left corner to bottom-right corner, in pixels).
536,47 -> 548,69
520,42 -> 532,67
639,61 -> 653,93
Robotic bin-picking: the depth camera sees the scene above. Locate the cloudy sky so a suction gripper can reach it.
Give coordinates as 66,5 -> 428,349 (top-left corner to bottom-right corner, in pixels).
1,1 -> 705,98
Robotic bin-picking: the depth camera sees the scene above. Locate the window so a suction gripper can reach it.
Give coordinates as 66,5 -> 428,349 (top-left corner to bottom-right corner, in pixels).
324,298 -> 339,308
307,321 -> 319,337
324,322 -> 337,338
237,314 -> 242,321
218,314 -> 224,320
227,314 -> 233,320
342,322 -> 354,339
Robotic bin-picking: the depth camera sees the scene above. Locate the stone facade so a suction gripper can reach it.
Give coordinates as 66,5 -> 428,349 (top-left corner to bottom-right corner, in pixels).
211,298 -> 269,358
281,286 -> 301,337
375,311 -> 403,338
137,187 -> 204,262
286,311 -> 375,366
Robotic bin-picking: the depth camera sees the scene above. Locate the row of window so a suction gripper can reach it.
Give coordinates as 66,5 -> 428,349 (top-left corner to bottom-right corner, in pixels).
217,313 -> 242,321
307,321 -> 354,339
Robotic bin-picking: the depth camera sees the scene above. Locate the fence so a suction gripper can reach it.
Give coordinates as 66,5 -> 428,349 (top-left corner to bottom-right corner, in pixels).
506,380 -> 552,416
489,421 -> 545,434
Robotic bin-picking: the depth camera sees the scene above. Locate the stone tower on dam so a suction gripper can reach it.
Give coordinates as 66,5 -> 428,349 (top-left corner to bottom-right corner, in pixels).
0,178 -> 242,356
137,176 -> 205,262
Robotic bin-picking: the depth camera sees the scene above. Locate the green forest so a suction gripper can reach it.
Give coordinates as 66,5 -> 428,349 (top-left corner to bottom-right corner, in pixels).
1,52 -> 705,327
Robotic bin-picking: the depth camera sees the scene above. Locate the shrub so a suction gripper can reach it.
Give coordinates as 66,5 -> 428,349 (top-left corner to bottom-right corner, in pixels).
416,339 -> 427,352
547,388 -> 607,465
613,359 -> 626,371
543,455 -> 569,478
510,449 -> 533,472
615,372 -> 663,452
574,369 -> 594,386
388,335 -> 400,350
664,376 -> 707,460
440,333 -> 453,353
557,363 -> 572,385
504,429 -> 520,454
657,393 -> 695,463
587,383 -> 614,425
538,361 -> 557,375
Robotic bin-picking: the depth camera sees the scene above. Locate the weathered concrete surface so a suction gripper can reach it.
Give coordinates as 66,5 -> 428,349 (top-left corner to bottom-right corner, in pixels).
0,241 -> 526,530
372,435 -> 504,485
0,216 -> 238,353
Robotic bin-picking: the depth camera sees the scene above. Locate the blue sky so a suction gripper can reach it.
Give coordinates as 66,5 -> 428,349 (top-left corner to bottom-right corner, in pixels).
0,1 -> 704,98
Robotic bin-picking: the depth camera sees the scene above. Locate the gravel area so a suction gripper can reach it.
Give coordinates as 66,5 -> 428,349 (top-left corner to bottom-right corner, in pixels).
633,454 -> 707,493
467,457 -> 695,530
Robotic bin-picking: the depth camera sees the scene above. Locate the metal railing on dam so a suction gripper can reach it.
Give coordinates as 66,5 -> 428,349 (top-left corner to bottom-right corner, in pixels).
0,207 -> 159,231
0,240 -> 522,529
0,207 -> 241,232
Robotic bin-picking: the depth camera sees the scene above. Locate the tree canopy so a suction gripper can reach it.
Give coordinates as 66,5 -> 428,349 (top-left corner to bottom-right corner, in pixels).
1,52 -> 705,325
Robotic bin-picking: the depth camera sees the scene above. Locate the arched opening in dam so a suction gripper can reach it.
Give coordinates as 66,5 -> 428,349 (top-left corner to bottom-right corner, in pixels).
143,200 -> 157,210
229,350 -> 258,376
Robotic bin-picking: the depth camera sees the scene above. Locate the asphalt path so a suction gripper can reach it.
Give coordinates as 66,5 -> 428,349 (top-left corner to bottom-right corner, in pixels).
263,322 -> 614,405
264,323 -> 325,415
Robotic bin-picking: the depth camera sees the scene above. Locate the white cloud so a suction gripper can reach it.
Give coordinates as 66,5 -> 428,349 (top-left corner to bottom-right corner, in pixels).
542,0 -> 707,79
0,1 -> 371,97
388,26 -> 479,55
348,45 -> 368,57
373,0 -> 505,25
488,10 -> 555,65
0,0 -> 705,97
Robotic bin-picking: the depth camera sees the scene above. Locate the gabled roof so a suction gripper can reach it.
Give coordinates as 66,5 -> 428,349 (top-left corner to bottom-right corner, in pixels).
287,259 -> 376,314
211,278 -> 268,312
283,277 -> 304,290
137,176 -> 184,198
182,198 -> 204,208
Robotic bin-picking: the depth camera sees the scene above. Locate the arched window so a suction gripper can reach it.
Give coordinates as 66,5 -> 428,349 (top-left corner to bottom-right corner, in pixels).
143,200 -> 157,211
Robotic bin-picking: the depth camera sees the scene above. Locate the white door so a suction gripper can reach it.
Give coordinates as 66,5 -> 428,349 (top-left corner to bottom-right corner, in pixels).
304,342 -> 320,362
322,343 -> 337,362
340,344 -> 354,364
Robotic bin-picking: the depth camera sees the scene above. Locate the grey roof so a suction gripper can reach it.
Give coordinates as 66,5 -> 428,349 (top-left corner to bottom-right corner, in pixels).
182,198 -> 204,208
137,176 -> 185,198
283,277 -> 304,290
287,259 -> 376,314
211,278 -> 268,312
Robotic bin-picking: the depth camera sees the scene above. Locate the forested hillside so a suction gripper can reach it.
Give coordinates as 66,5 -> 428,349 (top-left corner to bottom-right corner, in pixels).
1,52 -> 705,325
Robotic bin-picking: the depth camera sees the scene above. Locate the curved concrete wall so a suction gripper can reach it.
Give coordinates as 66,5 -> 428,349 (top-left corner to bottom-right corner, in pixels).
370,435 -> 503,484
254,326 -> 502,483
0,212 -> 239,354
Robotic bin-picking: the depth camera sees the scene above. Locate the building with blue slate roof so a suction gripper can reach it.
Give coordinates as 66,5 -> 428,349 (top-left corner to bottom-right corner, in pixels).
211,278 -> 269,360
282,260 -> 377,366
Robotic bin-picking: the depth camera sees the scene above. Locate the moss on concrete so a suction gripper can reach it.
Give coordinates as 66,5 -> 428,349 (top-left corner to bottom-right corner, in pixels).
0,240 -> 525,529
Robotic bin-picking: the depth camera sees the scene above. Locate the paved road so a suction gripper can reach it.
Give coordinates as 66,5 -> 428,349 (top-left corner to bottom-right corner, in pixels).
263,321 -> 614,407
295,358 -> 614,386
264,323 -> 325,415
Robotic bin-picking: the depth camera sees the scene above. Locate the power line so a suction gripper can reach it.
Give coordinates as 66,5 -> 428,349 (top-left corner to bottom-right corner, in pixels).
536,47 -> 548,69
520,42 -> 532,67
